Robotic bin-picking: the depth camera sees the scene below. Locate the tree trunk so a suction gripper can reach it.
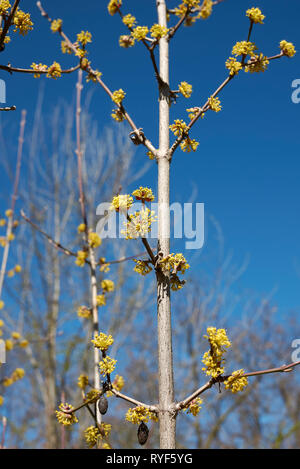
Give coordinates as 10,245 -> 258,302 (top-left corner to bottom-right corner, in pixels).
157,0 -> 176,449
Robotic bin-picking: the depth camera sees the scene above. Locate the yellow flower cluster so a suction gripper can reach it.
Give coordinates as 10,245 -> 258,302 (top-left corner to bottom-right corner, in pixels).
77,31 -> 92,46
199,0 -> 213,19
85,389 -> 101,402
178,81 -> 193,98
122,208 -> 157,240
202,327 -> 231,378
106,374 -> 125,397
99,257 -> 110,273
159,253 -> 190,275
147,151 -> 156,160
107,0 -> 122,15
184,397 -> 203,416
77,223 -> 86,233
232,41 -> 257,57
180,137 -> 199,153
0,0 -> 11,15
245,54 -> 269,73
111,108 -> 126,121
55,403 -> 78,426
186,107 -> 202,120
2,367 -> 25,387
13,8 -> 33,36
225,57 -> 243,76
224,369 -> 248,393
88,232 -> 102,248
30,63 -> 48,79
86,69 -> 102,83
77,374 -> 89,389
51,19 -> 62,33
46,62 -> 62,79
170,275 -> 185,291
101,279 -> 115,293
131,26 -> 149,42
99,356 -> 117,376
280,40 -> 296,57
126,406 -> 158,424
132,187 -> 155,202
150,24 -> 168,40
133,260 -> 152,276
92,332 -> 114,351
208,96 -> 222,112
75,250 -> 88,267
119,35 -> 135,48
96,294 -> 106,307
246,7 -> 265,24
112,89 -> 126,105
122,14 -> 136,28
169,119 -> 189,137
77,305 -> 91,318
84,426 -> 101,448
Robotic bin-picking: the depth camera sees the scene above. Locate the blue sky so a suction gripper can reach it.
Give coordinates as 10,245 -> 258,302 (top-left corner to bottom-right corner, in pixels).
1,0 -> 300,315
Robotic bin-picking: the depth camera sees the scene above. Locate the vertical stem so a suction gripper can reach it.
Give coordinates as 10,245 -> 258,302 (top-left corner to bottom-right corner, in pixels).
75,70 -> 101,428
156,0 -> 176,449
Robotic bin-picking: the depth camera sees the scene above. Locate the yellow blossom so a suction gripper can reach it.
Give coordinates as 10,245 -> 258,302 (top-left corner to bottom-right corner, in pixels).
0,1 -> 11,15
75,250 -> 88,267
132,26 -> 149,42
112,89 -> 126,105
31,63 -> 48,78
11,331 -> 21,340
77,31 -> 92,46
110,194 -> 133,213
96,294 -> 106,307
84,426 -> 101,448
47,62 -> 62,79
225,57 -> 243,76
150,24 -> 168,40
107,0 -> 122,15
147,151 -> 155,160
224,369 -> 248,393
198,0 -> 213,19
184,397 -> 203,416
7,233 -> 15,242
5,209 -> 13,218
7,269 -> 14,278
77,374 -> 89,389
280,40 -> 296,57
88,232 -> 102,248
0,219 -> 6,226
126,406 -> 158,424
86,69 -> 102,83
19,339 -> 29,348
202,327 -> 231,378
169,119 -> 189,137
92,332 -> 114,351
208,96 -> 222,112
122,208 -> 157,240
77,305 -> 91,318
180,137 -> 199,153
178,81 -> 193,98
232,41 -> 257,57
119,35 -> 135,48
5,339 -> 13,351
99,258 -> 110,273
122,14 -> 136,28
133,260 -> 152,276
99,356 -> 117,376
13,9 -> 33,35
51,19 -> 62,33
101,280 -> 115,293
0,396 -> 3,406
106,374 -> 125,397
132,187 -> 155,202
14,265 -> 22,273
245,53 -> 269,73
246,7 -> 265,24
159,253 -> 190,275
61,40 -> 73,54
77,223 -> 86,233
11,368 -> 25,381
111,108 -> 125,121
55,403 -> 78,426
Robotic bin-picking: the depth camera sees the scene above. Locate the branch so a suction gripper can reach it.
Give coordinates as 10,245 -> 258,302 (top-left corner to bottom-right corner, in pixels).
20,210 -> 77,258
0,63 -> 80,75
111,388 -> 158,413
36,1 -> 157,157
0,105 -> 16,111
0,0 -> 20,51
176,359 -> 300,411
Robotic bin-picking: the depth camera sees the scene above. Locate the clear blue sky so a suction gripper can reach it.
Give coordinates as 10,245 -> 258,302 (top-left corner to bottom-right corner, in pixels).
1,0 -> 300,314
